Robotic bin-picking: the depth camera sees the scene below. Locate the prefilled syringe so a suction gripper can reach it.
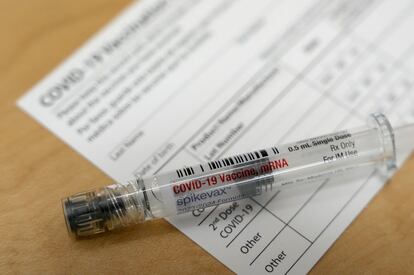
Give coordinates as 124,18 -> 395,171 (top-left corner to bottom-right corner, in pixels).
62,113 -> 413,237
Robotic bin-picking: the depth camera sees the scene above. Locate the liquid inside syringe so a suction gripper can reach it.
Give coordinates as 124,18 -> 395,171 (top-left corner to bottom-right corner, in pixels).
63,113 -> 411,238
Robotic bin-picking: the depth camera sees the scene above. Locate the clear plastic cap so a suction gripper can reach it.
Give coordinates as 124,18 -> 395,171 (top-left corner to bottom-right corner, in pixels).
62,181 -> 146,237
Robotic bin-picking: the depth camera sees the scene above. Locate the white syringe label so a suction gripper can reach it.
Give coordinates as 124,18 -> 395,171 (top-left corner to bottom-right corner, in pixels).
156,129 -> 378,215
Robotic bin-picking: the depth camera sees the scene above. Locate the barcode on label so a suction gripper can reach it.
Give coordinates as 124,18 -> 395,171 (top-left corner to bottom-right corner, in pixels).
176,166 -> 195,178
272,147 -> 279,154
175,147 -> 280,178
207,150 -> 269,171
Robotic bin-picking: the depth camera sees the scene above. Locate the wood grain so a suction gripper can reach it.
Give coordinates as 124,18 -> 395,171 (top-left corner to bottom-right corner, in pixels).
1,1 -> 413,274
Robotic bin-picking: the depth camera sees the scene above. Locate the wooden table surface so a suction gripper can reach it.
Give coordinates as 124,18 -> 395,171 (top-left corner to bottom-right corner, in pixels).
1,0 -> 414,274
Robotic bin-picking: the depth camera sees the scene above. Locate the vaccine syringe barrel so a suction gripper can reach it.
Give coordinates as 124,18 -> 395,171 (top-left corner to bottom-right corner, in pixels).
62,113 -> 397,237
